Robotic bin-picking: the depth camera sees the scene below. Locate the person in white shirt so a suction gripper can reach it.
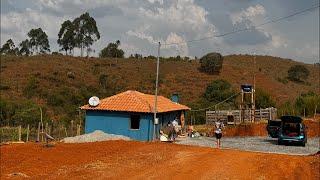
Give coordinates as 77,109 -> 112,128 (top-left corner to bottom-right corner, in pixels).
171,118 -> 179,141
214,120 -> 224,148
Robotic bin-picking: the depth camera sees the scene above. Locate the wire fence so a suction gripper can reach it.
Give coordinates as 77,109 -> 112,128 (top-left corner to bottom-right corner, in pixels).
0,121 -> 83,143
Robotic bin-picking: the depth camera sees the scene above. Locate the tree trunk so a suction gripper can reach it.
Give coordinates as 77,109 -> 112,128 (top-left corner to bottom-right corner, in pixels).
80,43 -> 83,57
86,47 -> 90,58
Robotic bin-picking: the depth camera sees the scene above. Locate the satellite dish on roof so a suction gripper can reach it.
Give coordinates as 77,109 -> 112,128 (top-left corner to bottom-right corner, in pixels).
89,96 -> 100,107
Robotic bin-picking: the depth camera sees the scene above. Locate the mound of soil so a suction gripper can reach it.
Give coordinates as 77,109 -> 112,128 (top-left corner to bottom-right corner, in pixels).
305,120 -> 320,137
224,123 -> 267,137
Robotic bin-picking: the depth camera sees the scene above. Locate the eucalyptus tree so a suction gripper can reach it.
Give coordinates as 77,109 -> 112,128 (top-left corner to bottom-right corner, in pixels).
57,20 -> 76,55
27,28 -> 50,54
0,39 -> 19,55
19,39 -> 31,56
73,12 -> 100,57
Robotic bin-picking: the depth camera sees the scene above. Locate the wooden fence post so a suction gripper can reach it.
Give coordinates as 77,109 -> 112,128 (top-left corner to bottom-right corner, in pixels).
18,125 -> 21,142
41,122 -> 44,142
77,124 -> 80,136
64,127 -> 68,137
45,122 -> 48,134
37,122 -> 40,142
314,105 -> 317,119
260,108 -> 262,121
26,124 -> 29,142
269,108 -> 272,120
71,120 -> 74,136
58,125 -> 61,140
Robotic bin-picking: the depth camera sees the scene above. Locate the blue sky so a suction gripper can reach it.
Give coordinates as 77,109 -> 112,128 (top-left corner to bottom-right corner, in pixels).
1,0 -> 319,63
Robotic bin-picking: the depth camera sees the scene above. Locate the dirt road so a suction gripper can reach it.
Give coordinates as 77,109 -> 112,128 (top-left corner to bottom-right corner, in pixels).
1,141 -> 319,179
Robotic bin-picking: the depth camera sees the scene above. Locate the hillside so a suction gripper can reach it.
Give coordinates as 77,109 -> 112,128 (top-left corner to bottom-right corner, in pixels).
0,54 -> 319,121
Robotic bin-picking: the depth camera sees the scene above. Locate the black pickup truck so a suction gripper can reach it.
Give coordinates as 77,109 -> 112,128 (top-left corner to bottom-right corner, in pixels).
266,119 -> 281,138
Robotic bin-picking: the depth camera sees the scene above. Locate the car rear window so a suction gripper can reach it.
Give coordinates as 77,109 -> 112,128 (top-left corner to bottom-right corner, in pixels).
269,121 -> 281,126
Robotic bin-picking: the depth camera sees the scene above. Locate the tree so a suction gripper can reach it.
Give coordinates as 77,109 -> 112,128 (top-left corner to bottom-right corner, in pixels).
73,12 -> 100,57
99,40 -> 124,58
27,28 -> 50,54
204,79 -> 236,103
199,52 -> 223,74
57,20 -> 76,55
0,39 -> 19,55
255,88 -> 275,109
134,53 -> 143,59
287,65 -> 310,82
19,39 -> 31,56
295,92 -> 320,116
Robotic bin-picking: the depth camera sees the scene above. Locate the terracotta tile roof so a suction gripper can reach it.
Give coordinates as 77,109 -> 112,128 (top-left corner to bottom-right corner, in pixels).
81,90 -> 190,113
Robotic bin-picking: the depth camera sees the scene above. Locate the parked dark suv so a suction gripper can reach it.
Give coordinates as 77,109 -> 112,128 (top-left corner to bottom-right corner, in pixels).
266,119 -> 281,138
278,116 -> 307,146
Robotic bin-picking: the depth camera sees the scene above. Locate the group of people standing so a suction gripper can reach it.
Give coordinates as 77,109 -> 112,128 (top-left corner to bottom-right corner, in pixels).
164,118 -> 225,149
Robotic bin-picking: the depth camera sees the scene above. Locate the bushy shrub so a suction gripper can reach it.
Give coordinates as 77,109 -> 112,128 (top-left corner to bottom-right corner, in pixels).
287,65 -> 309,82
99,40 -> 124,58
294,92 -> 320,116
199,52 -> 223,74
67,71 -> 75,79
23,76 -> 39,98
276,77 -> 288,84
99,74 -> 108,89
0,99 -> 45,127
204,79 -> 236,104
0,84 -> 10,90
255,88 -> 275,109
278,91 -> 319,117
47,93 -> 65,106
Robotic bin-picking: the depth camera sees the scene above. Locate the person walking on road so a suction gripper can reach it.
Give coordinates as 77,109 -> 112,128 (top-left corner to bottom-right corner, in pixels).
214,120 -> 224,148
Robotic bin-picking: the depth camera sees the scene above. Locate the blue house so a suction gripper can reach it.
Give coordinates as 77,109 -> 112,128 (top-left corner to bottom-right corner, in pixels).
81,90 -> 190,141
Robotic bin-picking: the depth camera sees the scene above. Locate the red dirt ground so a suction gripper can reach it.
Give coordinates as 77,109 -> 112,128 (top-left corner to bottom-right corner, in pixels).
1,141 -> 319,179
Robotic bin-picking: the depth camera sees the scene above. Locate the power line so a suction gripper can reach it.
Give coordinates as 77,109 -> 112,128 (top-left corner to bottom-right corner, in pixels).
162,4 -> 319,47
190,92 -> 241,112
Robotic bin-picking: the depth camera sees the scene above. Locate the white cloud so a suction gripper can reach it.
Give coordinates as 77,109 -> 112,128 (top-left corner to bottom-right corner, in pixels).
0,0 -> 318,63
270,35 -> 287,48
126,26 -> 189,56
163,32 -> 188,57
1,8 -> 63,45
147,0 -> 163,5
139,0 -> 213,32
126,25 -> 159,44
231,4 -> 266,25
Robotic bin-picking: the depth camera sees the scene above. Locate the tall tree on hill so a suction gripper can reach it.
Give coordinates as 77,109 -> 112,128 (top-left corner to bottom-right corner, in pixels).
0,39 -> 19,55
99,40 -> 124,58
73,12 -> 100,57
27,28 -> 50,55
57,20 -> 76,55
19,39 -> 31,56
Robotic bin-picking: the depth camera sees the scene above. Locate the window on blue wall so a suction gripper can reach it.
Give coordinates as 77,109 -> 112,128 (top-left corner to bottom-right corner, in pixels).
130,115 -> 140,129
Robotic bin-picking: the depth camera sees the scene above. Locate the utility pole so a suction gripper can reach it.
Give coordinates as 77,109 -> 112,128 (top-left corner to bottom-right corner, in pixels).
153,42 -> 161,141
252,53 -> 256,122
